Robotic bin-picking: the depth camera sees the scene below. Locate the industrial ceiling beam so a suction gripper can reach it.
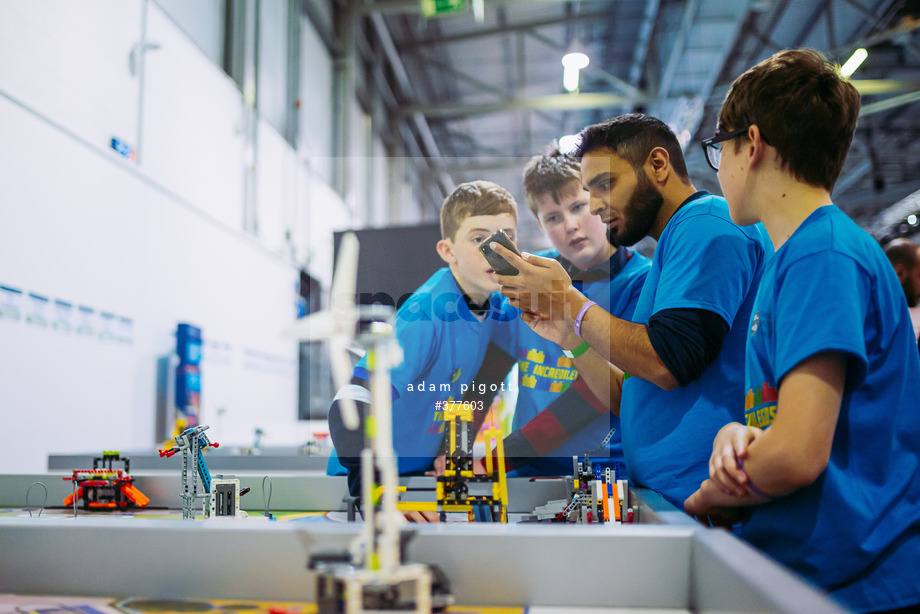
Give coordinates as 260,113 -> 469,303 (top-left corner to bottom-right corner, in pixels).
828,0 -> 920,61
859,89 -> 920,116
657,0 -> 702,99
738,0 -> 790,74
792,1 -> 832,47
302,0 -> 343,57
368,12 -> 454,184
692,2 -> 750,126
629,0 -> 660,87
396,9 -> 610,49
358,0 -> 615,16
833,157 -> 872,199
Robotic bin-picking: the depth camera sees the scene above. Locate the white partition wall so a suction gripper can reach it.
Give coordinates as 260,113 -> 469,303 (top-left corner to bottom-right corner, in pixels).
0,0 -> 354,472
0,1 -> 142,153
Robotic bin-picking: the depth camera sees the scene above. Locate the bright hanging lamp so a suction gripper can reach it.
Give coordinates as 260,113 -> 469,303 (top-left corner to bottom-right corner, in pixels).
562,40 -> 590,92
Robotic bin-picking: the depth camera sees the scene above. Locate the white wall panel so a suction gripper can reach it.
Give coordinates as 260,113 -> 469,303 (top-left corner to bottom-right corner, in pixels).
256,117 -> 293,255
0,95 -> 298,473
153,0 -> 226,67
0,0 -> 358,473
370,136 -> 389,227
299,15 -> 333,184
140,4 -> 245,231
346,103 -> 369,222
0,0 -> 141,153
258,0 -> 290,135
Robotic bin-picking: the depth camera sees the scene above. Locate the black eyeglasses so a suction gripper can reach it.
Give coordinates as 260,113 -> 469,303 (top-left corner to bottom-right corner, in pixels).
700,126 -> 749,171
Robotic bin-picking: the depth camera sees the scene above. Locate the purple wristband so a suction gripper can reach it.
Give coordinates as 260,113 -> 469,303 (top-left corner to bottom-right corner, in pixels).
737,458 -> 774,501
573,300 -> 597,338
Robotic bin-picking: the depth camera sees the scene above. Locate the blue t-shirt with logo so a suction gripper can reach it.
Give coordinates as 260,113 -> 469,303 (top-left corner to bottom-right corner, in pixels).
620,193 -> 771,507
327,267 -> 515,475
740,205 -> 920,613
496,248 -> 650,476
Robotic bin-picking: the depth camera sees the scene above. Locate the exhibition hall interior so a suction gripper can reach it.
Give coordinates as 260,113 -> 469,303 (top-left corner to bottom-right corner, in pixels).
2,1 -> 919,613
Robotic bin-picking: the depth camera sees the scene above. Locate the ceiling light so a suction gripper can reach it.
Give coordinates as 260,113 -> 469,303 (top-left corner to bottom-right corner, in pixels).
562,50 -> 590,70
472,0 -> 484,23
840,48 -> 868,78
562,41 -> 589,93
908,214 -> 918,226
559,134 -> 580,154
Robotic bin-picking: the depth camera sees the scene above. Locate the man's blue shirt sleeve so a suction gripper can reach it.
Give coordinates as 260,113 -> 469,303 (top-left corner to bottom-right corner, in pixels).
653,214 -> 760,325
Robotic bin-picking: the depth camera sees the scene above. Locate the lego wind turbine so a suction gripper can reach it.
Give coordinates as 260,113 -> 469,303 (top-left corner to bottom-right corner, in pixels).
283,232 -> 360,429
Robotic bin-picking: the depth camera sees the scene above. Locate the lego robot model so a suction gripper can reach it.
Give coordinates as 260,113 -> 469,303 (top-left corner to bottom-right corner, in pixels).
159,425 -> 248,520
525,429 -> 632,524
286,233 -> 441,613
63,451 -> 150,510
398,401 -> 509,523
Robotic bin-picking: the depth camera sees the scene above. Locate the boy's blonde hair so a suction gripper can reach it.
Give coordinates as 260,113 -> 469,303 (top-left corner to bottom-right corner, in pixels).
440,180 -> 518,241
522,146 -> 582,218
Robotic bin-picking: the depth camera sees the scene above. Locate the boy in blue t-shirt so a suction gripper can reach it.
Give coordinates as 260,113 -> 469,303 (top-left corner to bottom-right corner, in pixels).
326,181 -> 517,506
492,148 -> 650,476
685,49 -> 920,613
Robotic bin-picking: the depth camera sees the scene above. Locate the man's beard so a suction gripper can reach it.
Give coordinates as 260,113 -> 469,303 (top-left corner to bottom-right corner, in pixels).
607,172 -> 664,247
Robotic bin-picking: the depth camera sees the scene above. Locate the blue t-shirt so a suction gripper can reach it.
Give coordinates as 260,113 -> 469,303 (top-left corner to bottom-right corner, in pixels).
327,267 -> 515,475
495,248 -> 650,476
620,193 -> 771,507
739,205 -> 920,613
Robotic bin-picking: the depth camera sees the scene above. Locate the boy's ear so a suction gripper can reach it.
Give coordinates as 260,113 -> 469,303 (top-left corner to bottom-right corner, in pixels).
436,238 -> 457,265
747,125 -> 768,168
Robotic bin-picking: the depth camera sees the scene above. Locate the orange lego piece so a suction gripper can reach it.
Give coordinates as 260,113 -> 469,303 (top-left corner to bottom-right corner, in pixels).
601,484 -> 610,522
62,486 -> 83,507
121,483 -> 150,507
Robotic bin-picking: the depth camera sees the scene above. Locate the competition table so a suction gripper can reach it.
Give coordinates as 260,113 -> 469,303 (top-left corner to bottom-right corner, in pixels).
0,470 -> 847,613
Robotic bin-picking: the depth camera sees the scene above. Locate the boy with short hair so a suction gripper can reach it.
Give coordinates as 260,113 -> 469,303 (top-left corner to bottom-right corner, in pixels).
327,180 -> 518,498
494,148 -> 650,476
685,49 -> 920,613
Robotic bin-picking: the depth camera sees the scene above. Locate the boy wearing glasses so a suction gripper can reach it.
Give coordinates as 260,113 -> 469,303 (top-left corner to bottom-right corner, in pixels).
685,49 -> 920,613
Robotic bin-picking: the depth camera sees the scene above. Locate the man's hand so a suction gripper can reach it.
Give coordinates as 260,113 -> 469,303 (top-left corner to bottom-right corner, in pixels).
521,311 -> 582,348
490,243 -> 574,320
402,510 -> 441,523
709,422 -> 763,496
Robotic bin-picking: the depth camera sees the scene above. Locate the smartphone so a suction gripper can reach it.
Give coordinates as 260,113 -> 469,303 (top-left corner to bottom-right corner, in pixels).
478,229 -> 522,276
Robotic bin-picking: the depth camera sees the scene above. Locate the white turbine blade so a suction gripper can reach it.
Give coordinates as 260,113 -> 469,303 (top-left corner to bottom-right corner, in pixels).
281,311 -> 335,341
330,232 -> 359,316
330,336 -> 359,429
